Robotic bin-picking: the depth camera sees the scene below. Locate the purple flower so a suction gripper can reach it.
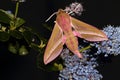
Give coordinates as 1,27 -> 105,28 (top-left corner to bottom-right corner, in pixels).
92,25 -> 120,57
59,48 -> 102,80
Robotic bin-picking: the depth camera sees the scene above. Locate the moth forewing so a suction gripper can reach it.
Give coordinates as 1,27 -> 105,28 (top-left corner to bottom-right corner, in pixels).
71,17 -> 108,41
44,23 -> 63,64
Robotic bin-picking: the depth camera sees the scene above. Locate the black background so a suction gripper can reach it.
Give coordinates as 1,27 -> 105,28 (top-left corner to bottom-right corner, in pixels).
0,0 -> 120,80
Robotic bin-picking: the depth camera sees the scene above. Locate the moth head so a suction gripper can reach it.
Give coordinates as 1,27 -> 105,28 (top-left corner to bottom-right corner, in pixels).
57,9 -> 66,14
45,9 -> 67,22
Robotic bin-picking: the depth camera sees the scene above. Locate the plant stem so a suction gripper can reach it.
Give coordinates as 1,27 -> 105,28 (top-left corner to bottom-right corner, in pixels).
14,1 -> 19,18
79,45 -> 91,52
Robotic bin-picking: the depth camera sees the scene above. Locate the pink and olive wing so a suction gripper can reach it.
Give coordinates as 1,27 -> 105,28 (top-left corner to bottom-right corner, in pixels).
71,17 -> 108,41
44,23 -> 63,64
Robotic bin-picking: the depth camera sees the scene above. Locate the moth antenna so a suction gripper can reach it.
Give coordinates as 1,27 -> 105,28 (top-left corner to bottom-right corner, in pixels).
45,12 -> 57,22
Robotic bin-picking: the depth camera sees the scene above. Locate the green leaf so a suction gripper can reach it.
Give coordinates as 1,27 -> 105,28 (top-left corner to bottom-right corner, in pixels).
14,17 -> 25,28
10,30 -> 23,39
30,43 -> 41,51
10,18 -> 25,30
19,45 -> 28,56
0,32 -> 10,42
53,63 -> 63,71
22,30 -> 44,45
42,24 -> 53,31
8,43 -> 17,54
0,9 -> 14,24
0,9 -> 25,30
22,30 -> 33,44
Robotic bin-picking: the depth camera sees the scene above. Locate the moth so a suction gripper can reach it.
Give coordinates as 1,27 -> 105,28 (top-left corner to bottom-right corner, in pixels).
44,9 -> 108,64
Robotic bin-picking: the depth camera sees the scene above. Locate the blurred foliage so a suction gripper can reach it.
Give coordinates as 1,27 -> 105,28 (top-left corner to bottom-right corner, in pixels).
0,8 -> 45,55
0,0 -> 94,72
0,1 -> 64,72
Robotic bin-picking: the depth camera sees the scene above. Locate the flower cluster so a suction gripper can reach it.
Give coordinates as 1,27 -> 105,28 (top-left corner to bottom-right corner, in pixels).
55,1 -> 120,79
65,2 -> 83,16
58,48 -> 102,80
92,25 -> 120,57
58,25 -> 120,80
